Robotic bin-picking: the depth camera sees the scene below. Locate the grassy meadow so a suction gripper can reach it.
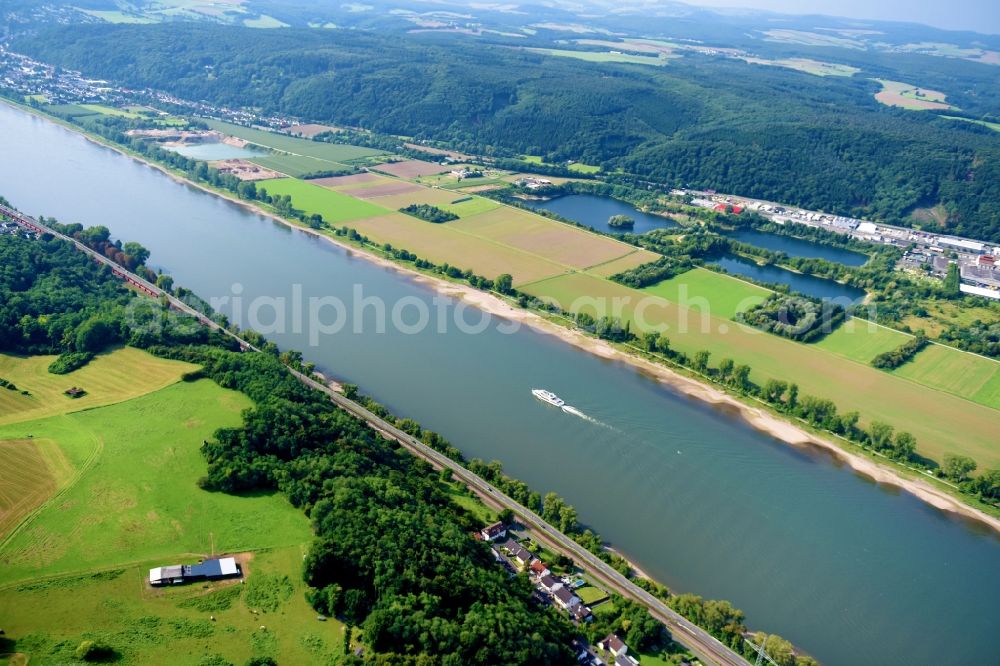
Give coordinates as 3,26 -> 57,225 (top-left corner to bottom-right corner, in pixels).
0,347 -> 198,426
812,322 -> 909,363
0,545 -> 348,665
642,268 -> 770,320
0,378 -> 309,584
942,116 -> 1000,133
249,153 -> 340,177
526,47 -> 670,67
892,344 -> 1000,407
0,438 -> 72,539
742,57 -> 859,77
257,177 -> 390,224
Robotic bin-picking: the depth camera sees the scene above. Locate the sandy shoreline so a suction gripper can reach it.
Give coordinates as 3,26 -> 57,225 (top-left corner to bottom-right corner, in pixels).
15,99 -> 999,535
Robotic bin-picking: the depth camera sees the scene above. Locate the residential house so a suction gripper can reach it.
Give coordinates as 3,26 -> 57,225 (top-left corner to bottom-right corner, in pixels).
538,574 -> 563,594
529,559 -> 550,577
480,521 -> 507,542
571,604 -> 593,623
598,634 -> 628,657
553,587 -> 581,610
502,539 -> 534,569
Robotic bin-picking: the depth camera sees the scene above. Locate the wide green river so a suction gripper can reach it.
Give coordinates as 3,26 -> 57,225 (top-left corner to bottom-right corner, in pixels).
1,103 -> 997,666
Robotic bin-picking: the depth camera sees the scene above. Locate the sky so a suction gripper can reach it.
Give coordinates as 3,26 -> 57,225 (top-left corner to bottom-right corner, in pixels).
687,0 -> 1000,35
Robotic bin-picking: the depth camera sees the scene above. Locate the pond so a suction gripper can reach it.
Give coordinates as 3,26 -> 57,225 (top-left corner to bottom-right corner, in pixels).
519,193 -> 678,234
710,254 -> 867,303
726,228 -> 868,267
165,142 -> 264,161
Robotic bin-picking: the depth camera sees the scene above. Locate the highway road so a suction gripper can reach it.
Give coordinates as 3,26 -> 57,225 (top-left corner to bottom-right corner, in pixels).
3,203 -> 749,666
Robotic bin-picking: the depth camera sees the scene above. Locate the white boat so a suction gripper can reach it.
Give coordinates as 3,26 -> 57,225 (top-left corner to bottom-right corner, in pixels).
532,389 -> 565,407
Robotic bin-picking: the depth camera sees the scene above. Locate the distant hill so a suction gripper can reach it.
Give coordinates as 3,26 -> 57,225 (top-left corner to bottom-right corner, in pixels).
17,22 -> 1000,241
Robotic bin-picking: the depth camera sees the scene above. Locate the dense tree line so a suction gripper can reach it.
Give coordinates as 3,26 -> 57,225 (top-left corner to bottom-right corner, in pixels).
870,332 -> 929,369
18,23 -> 1000,241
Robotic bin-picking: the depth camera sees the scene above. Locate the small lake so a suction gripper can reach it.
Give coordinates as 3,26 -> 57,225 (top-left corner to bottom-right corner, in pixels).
165,142 -> 264,160
711,254 -> 866,303
726,228 -> 868,267
520,193 -> 677,234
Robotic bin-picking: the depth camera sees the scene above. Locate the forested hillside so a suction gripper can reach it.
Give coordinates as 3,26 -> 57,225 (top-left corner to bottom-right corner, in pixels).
17,23 -> 1000,241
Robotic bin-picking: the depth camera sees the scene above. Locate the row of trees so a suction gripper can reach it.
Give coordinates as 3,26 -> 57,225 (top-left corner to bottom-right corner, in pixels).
870,331 -> 929,369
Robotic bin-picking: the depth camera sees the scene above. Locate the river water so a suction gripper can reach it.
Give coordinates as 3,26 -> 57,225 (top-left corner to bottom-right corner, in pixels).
1,103 -> 997,666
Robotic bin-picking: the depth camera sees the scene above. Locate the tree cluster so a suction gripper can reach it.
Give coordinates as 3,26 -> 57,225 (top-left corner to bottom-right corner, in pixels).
399,203 -> 459,223
739,295 -> 846,342
870,331 -> 929,369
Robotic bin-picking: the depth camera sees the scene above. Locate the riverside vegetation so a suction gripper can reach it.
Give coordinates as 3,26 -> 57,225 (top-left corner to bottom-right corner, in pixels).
8,103 -> 998,512
0,213 -> 824,665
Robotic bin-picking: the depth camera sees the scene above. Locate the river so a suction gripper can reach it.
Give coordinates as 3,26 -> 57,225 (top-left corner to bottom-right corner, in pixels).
1,103 -> 998,666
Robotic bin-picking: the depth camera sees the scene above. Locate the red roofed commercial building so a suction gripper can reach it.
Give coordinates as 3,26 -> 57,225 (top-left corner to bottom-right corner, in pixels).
712,203 -> 743,214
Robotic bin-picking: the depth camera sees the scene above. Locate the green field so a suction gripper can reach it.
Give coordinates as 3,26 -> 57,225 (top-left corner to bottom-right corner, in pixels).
43,103 -> 99,118
642,268 -> 770,320
415,169 -> 513,190
243,14 -> 289,28
0,347 -> 198,426
892,344 -> 1000,407
527,47 -> 670,67
812,321 -> 909,363
942,116 -> 1000,133
249,153 -> 343,177
257,178 -> 390,224
79,9 -> 156,23
0,545 -> 349,665
575,585 -> 609,605
0,379 -> 310,584
0,438 -> 72,538
79,104 -> 146,118
521,155 -> 601,174
742,57 -> 860,77
204,119 -> 385,164
520,271 -> 1000,467
439,195 -> 502,218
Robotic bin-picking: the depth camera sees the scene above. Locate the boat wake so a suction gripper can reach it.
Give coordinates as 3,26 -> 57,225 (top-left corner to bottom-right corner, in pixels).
561,404 -> 614,430
533,389 -> 614,429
